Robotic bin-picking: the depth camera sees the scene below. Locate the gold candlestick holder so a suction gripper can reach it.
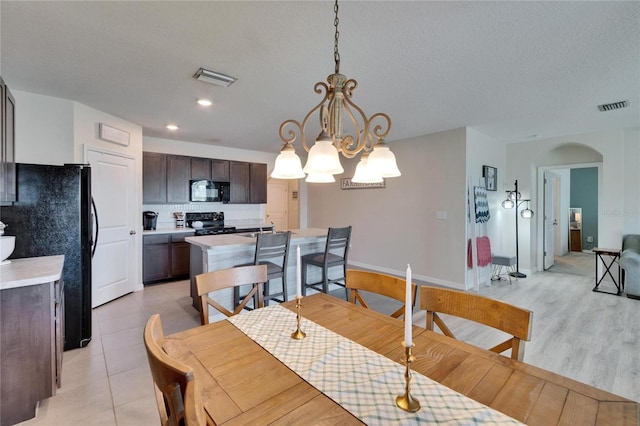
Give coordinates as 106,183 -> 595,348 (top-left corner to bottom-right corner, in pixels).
291,296 -> 307,340
395,343 -> 420,412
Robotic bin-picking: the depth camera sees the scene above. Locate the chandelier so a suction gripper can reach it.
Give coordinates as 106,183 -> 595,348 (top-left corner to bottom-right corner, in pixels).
270,0 -> 401,183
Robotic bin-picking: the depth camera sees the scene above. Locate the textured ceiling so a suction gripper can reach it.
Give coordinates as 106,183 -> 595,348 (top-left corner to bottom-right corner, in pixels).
1,1 -> 639,154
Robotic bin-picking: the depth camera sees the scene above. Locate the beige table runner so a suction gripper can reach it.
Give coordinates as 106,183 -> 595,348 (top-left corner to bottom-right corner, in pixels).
228,305 -> 522,425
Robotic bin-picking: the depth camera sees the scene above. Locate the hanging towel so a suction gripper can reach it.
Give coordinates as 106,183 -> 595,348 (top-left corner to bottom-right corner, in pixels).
476,236 -> 492,267
467,237 -> 492,268
474,186 -> 490,223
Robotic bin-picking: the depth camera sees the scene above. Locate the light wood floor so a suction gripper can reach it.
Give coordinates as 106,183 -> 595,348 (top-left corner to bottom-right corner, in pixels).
418,269 -> 640,403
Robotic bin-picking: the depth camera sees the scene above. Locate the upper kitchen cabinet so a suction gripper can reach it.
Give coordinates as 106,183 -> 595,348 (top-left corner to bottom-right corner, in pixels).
190,157 -> 230,182
229,161 -> 250,203
211,159 -> 230,182
142,152 -> 262,204
143,152 -> 167,203
249,163 -> 267,203
0,76 -> 16,203
229,161 -> 267,204
166,155 -> 190,203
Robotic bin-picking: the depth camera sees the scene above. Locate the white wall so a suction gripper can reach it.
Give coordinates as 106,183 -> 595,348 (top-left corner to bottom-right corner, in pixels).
622,128 -> 640,234
506,129 -> 638,272
13,90 -> 74,164
306,128 -> 468,289
465,128 -> 507,288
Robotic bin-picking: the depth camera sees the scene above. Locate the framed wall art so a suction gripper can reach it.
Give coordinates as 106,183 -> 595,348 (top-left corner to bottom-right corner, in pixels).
482,165 -> 497,191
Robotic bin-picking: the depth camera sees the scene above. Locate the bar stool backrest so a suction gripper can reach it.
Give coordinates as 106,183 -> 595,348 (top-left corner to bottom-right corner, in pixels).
325,226 -> 351,263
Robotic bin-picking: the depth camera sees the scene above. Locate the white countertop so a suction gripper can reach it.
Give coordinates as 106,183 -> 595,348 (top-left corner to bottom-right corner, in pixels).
186,228 -> 327,250
0,255 -> 65,290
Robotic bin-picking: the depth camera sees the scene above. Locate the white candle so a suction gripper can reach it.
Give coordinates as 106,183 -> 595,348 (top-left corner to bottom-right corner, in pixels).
405,264 -> 412,347
296,245 -> 302,298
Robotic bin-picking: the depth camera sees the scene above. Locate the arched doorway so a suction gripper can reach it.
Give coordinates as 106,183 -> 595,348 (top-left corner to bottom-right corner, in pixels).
536,143 -> 603,275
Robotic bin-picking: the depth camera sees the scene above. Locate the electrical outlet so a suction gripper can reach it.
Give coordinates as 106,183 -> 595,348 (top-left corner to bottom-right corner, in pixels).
586,236 -> 593,243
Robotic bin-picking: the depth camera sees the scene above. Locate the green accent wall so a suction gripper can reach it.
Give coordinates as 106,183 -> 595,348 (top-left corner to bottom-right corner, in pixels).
570,167 -> 598,250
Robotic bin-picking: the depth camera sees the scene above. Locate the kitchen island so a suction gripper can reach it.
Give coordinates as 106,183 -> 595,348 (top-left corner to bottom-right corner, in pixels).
186,229 -> 328,317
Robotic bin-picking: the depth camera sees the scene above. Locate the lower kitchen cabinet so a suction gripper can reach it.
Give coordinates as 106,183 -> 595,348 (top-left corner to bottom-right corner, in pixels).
143,233 -> 192,284
1,270 -> 64,425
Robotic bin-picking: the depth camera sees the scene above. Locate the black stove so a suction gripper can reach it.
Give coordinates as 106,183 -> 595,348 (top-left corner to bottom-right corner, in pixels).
185,212 -> 237,236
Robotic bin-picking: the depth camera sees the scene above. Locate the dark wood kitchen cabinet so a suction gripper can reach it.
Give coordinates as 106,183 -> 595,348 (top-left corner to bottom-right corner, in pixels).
190,157 -> 211,180
166,155 -> 191,203
1,274 -> 64,425
142,152 -> 167,203
191,157 -> 230,182
250,162 -> 267,203
170,234 -> 191,277
211,159 -> 230,182
143,233 -> 192,284
229,161 -> 267,204
0,75 -> 16,203
229,161 -> 250,203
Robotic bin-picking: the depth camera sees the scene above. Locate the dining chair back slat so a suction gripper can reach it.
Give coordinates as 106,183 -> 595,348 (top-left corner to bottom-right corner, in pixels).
420,286 -> 533,360
346,269 -> 417,318
196,265 -> 268,325
143,314 -> 207,426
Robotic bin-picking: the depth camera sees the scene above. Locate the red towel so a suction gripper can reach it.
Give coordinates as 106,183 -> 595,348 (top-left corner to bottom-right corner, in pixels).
468,237 -> 492,268
476,236 -> 492,267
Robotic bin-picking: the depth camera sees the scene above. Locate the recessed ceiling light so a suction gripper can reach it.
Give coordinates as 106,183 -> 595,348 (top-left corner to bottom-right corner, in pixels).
166,124 -> 179,131
197,99 -> 213,107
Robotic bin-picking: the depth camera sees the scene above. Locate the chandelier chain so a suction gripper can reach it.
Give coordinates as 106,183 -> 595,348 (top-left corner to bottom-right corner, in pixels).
334,0 -> 340,73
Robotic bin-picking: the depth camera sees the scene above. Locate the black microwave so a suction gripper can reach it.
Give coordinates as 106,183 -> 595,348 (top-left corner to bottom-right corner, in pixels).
190,180 -> 230,203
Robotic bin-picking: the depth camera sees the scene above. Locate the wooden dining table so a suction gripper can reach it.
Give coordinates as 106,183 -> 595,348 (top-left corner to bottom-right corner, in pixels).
163,292 -> 638,425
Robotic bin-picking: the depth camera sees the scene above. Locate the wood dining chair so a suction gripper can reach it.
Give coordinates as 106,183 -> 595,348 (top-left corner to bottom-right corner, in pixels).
196,264 -> 268,325
346,269 -> 417,318
420,286 -> 533,360
302,226 -> 352,298
143,314 -> 207,426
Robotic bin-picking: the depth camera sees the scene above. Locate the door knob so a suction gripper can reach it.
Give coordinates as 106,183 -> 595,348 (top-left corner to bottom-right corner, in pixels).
130,230 -> 136,235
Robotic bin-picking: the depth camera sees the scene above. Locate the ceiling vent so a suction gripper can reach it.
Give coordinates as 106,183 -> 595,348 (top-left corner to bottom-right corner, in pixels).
597,100 -> 629,112
193,68 -> 237,87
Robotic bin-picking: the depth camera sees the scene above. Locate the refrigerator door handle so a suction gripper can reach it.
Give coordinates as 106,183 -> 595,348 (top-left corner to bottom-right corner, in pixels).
91,197 -> 99,259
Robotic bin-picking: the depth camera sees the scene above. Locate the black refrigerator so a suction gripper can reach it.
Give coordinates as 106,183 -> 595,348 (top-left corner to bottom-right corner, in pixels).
0,163 -> 94,350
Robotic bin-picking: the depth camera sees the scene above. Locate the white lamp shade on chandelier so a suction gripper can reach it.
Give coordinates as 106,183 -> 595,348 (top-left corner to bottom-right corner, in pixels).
351,152 -> 383,183
368,143 -> 401,178
302,141 -> 344,175
270,148 -> 305,179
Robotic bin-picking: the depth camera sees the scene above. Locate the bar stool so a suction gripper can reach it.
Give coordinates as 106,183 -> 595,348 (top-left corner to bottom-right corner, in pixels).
234,231 -> 291,308
301,226 -> 351,298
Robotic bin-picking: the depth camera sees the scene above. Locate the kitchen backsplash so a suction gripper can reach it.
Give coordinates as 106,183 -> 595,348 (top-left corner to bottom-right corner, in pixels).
143,202 -> 266,229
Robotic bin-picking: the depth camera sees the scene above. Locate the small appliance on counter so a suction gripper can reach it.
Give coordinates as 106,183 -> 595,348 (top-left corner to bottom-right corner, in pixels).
143,211 -> 158,230
174,211 -> 185,228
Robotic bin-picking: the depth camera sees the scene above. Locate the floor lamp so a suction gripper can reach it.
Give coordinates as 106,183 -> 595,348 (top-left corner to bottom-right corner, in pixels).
502,180 -> 534,278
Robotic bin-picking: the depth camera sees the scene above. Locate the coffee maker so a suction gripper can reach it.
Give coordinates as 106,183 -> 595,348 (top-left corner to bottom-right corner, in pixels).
143,211 -> 158,230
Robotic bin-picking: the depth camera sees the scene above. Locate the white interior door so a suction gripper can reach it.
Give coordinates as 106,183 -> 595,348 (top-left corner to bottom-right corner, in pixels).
266,181 -> 288,231
543,171 -> 557,269
87,149 -> 136,307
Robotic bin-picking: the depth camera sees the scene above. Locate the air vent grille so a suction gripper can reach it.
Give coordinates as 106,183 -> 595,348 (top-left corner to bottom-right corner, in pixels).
598,100 -> 629,112
193,68 -> 237,87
